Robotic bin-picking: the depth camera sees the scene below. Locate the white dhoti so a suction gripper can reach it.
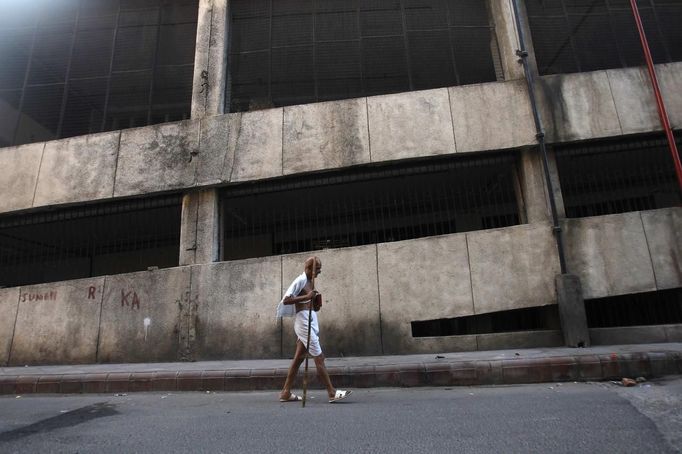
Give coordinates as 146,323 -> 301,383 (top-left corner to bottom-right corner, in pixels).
294,310 -> 322,357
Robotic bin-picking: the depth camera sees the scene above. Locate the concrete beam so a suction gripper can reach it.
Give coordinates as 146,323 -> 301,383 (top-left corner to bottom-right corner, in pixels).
10,278 -> 104,365
97,268 -> 191,363
659,62 -> 682,129
468,224 -> 560,314
449,80 -> 535,153
377,235 -> 474,355
368,88 -> 456,162
641,207 -> 682,290
0,288 -> 20,366
114,120 -> 200,197
192,257 -> 282,360
537,71 -> 621,143
283,99 -> 370,175
0,142 -> 43,213
607,67 -> 659,135
563,212 -> 657,299
282,247 -> 383,358
33,131 -> 120,207
191,0 -> 228,118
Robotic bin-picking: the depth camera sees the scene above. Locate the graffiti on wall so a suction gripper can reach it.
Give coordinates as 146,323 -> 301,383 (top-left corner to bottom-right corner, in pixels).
121,289 -> 141,309
20,290 -> 57,302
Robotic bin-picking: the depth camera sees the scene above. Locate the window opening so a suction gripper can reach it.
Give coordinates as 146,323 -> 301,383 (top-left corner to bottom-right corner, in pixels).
221,152 -> 520,260
586,288 -> 682,328
555,133 -> 682,218
228,0 -> 500,112
0,194 -> 182,288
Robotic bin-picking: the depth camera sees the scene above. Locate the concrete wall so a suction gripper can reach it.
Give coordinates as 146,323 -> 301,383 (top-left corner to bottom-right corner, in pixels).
9,278 -> 104,365
0,288 -> 19,365
563,207 -> 681,300
2,62 -> 679,216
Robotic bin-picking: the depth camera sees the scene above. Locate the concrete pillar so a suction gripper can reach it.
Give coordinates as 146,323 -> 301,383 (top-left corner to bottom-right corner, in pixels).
488,0 -> 530,81
179,189 -> 221,266
516,147 -> 552,224
555,274 -> 590,347
191,0 -> 229,119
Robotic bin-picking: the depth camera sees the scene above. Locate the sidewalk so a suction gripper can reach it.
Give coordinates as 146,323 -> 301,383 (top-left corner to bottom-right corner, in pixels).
1,343 -> 681,395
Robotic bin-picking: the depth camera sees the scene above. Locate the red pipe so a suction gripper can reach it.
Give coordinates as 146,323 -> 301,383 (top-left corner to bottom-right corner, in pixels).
629,0 -> 682,193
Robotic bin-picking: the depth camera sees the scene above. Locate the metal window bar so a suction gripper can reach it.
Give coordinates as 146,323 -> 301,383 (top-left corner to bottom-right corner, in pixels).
0,0 -> 198,148
221,152 -> 520,261
228,0 -> 499,112
0,194 -> 182,288
555,134 -> 682,218
525,0 -> 682,76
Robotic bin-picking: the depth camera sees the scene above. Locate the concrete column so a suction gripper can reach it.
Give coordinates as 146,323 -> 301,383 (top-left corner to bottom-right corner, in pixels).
516,147 -> 552,224
488,0 -> 524,81
555,274 -> 590,347
179,189 -> 221,266
191,0 -> 229,119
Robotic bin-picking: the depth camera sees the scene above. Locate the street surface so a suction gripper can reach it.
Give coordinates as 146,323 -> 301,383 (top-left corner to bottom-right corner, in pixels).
1,378 -> 681,453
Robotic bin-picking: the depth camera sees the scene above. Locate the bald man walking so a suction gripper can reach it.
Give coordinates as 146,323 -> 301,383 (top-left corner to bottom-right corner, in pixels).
276,256 -> 352,403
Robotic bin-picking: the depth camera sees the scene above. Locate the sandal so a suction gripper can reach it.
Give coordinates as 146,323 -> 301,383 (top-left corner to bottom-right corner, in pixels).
329,389 -> 352,403
279,393 -> 302,402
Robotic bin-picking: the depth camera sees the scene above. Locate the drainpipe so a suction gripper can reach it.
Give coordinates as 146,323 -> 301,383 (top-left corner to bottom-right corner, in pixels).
629,0 -> 682,193
510,0 -> 589,347
510,0 -> 567,274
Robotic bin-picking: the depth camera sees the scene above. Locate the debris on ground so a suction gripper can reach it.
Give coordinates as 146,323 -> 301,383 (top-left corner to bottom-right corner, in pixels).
622,378 -> 637,387
635,376 -> 647,383
114,393 -> 128,397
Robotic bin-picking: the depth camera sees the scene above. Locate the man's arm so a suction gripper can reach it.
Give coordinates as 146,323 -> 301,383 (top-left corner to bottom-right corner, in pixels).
282,291 -> 317,305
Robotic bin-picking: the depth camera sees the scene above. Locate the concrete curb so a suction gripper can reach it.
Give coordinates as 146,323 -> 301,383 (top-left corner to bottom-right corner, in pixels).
1,350 -> 680,395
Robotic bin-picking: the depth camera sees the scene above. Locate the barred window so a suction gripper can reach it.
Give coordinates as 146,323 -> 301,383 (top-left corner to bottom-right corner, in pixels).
228,0 -> 500,112
0,195 -> 182,288
221,152 -> 520,261
525,0 -> 682,75
0,0 -> 198,148
555,134 -> 682,218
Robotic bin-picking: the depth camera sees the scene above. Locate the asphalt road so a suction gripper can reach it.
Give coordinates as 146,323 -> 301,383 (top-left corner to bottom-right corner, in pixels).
1,378 -> 680,454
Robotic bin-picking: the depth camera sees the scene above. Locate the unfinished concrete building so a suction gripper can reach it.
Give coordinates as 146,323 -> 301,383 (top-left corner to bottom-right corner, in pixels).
0,0 -> 680,365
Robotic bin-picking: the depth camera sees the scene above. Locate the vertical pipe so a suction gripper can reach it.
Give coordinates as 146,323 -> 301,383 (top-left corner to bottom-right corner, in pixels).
510,0 -> 568,274
629,0 -> 682,193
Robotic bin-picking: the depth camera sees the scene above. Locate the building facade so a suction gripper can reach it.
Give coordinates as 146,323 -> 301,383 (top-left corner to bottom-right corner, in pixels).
0,0 -> 680,365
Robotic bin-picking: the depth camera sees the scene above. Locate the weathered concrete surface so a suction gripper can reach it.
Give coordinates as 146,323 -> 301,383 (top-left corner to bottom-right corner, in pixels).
590,326 -> 673,345
449,80 -> 535,152
98,268 -> 190,363
468,224 -> 559,314
563,212 -> 657,299
607,67 -> 659,135
0,288 -> 20,365
10,278 -> 104,365
227,109 -> 283,182
641,208 -> 682,290
283,98 -> 370,174
0,142 -> 43,213
281,247 -> 382,358
33,132 -> 120,207
517,147 -> 553,224
488,0 -> 525,81
195,113 -> 240,185
555,274 -> 590,347
475,330 -> 563,350
191,0 -> 228,118
192,257 -> 281,360
114,120 -> 199,197
367,89 -> 456,162
377,235 -> 473,355
538,71 -> 621,143
179,189 -> 220,266
658,62 -> 682,130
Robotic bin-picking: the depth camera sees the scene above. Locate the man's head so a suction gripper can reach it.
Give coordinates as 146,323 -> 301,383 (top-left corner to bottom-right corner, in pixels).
304,256 -> 322,278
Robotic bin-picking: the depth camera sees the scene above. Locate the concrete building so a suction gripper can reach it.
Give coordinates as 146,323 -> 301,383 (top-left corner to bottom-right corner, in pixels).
0,0 -> 680,365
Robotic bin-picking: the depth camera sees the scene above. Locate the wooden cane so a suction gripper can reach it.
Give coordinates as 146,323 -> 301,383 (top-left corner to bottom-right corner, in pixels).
302,257 -> 317,408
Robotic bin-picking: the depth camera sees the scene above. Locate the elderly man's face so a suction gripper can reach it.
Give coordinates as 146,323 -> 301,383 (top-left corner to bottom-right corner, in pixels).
314,262 -> 322,277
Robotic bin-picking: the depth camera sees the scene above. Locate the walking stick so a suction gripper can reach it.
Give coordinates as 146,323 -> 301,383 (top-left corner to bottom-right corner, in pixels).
302,257 -> 317,408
